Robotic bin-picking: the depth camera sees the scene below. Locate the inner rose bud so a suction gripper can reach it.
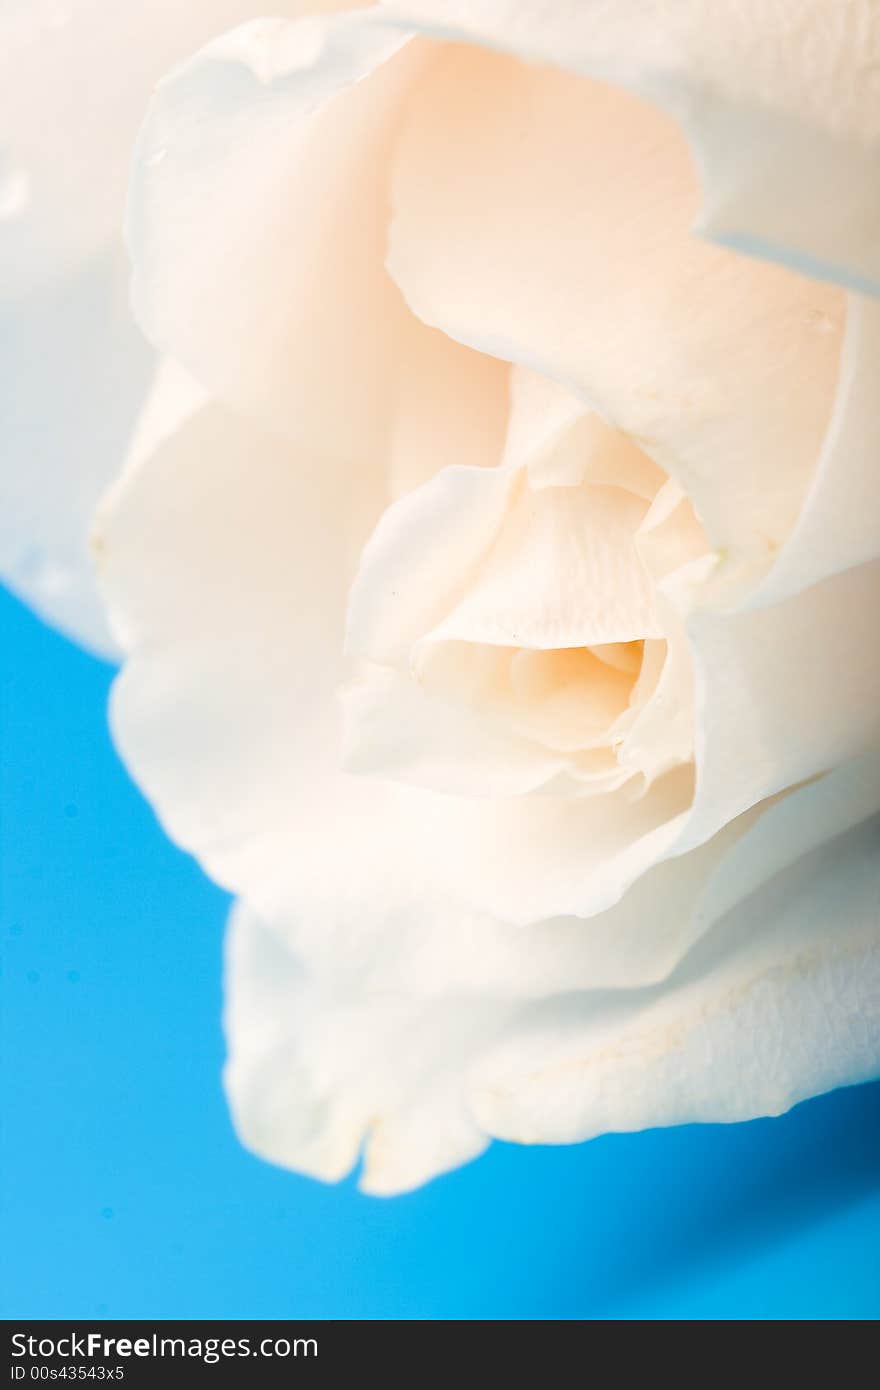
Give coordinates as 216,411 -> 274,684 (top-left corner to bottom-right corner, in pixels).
344,366 -> 708,800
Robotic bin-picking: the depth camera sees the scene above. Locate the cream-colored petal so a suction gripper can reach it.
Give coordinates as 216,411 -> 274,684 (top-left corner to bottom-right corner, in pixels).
225,762 -> 880,1188
97,361 -> 880,945
0,250 -> 151,655
385,40 -> 845,585
129,14 -> 507,475
681,559 -> 880,852
262,755 -> 880,1003
94,366 -> 691,935
422,481 -> 658,653
614,627 -> 694,786
93,380 -> 362,868
471,808 -> 880,1146
0,0 -> 312,293
345,451 -> 676,795
341,661 -> 586,798
343,650 -> 642,797
345,463 -> 516,669
224,902 -> 508,1194
383,0 -> 880,293
347,463 -> 660,676
0,2 -> 363,651
98,363 -> 880,1032
128,16 -> 414,456
502,368 -> 665,499
748,296 -> 880,605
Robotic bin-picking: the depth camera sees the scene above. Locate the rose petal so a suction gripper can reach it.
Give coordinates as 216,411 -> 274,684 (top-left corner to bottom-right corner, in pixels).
383,0 -> 880,294
422,480 -> 659,652
128,13 -> 507,478
225,760 -> 880,1189
348,462 -> 660,681
0,2 -> 362,650
248,754 -> 880,1002
748,296 -> 880,605
471,807 -> 880,1146
385,39 -> 845,587
95,363 -> 688,936
345,464 -> 517,669
97,356 -> 880,942
341,662 -> 596,798
0,0 -> 318,293
109,8 -> 880,948
224,901 -> 508,1193
681,558 -> 880,851
504,369 -> 665,499
93,383 -> 359,844
0,250 -> 151,655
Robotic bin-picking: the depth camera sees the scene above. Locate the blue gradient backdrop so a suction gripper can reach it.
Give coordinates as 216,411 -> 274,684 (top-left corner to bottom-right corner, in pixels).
2,585 -> 879,1320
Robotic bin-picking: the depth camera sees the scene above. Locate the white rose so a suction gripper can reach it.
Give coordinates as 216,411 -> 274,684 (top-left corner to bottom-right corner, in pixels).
14,0 -> 879,1194
0,0 -> 355,652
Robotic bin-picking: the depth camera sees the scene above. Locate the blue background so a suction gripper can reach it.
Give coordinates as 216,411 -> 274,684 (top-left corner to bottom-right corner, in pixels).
2,584 -> 879,1321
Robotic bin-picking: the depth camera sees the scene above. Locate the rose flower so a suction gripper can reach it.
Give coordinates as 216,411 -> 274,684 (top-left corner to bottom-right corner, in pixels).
88,2 -> 880,1192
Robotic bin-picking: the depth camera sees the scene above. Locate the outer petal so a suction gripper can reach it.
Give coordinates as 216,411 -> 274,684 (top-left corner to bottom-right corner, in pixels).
384,39 -> 846,589
749,296 -> 880,606
94,389 -> 355,850
383,0 -> 880,294
0,250 -> 151,655
245,755 -> 880,1003
124,3 -> 880,622
0,0 -> 365,292
225,764 -> 880,1190
472,809 -> 880,1147
0,1 -> 370,650
224,902 -> 512,1194
679,558 -> 880,853
128,12 -> 506,470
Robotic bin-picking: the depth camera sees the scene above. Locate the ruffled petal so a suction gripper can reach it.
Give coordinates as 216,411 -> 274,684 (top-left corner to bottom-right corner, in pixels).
225,761 -> 880,1189
97,361 -> 880,943
111,6 -> 880,970
347,462 -> 660,667
681,559 -> 880,851
0,250 -> 151,655
749,296 -> 880,604
345,463 -> 516,668
96,362 -> 698,934
94,389 -> 354,846
423,482 -> 658,652
472,807 -> 880,1146
128,12 -> 507,474
224,901 -> 506,1194
383,0 -> 880,293
0,2 -> 358,651
341,662 -> 589,798
0,0 -> 302,293
384,39 -> 846,588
